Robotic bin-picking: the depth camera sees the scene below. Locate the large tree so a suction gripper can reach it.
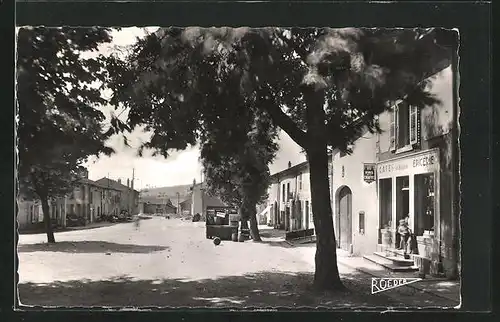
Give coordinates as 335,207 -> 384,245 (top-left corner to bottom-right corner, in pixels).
110,27 -> 453,290
17,27 -> 119,243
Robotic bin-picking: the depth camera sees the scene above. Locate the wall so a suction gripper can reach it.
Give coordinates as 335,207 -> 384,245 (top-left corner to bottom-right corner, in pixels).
378,66 -> 454,159
331,130 -> 378,255
65,184 -> 90,219
89,186 -> 103,220
17,199 -> 36,228
17,197 -> 64,228
297,169 -> 314,230
268,166 -> 315,232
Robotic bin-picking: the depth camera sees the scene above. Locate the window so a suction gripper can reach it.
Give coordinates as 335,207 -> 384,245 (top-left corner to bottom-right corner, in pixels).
82,185 -> 86,200
359,211 -> 365,235
299,173 -> 302,190
390,101 -> 420,151
282,184 -> 285,201
414,173 -> 435,236
287,182 -> 291,200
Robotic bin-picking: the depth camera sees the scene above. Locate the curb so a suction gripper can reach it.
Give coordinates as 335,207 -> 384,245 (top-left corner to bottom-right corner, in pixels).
337,257 -> 459,303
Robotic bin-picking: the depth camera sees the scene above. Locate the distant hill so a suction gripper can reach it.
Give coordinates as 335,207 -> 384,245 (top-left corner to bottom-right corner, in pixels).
139,184 -> 192,201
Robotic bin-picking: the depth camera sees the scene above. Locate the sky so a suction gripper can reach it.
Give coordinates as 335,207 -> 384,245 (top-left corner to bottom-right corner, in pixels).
85,28 -> 306,190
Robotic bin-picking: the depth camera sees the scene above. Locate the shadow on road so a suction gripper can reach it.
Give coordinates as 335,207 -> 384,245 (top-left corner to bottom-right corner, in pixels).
17,241 -> 170,254
258,228 -> 285,239
18,271 -> 405,309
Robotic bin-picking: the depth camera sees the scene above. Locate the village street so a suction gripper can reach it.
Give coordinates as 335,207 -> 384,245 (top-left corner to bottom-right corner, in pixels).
17,217 -> 457,308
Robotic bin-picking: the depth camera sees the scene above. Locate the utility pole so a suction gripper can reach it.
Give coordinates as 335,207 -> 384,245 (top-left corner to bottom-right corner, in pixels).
177,192 -> 180,216
130,168 -> 135,215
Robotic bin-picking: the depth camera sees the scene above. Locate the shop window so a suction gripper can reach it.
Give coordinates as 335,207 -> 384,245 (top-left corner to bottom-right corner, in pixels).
359,211 -> 365,235
390,101 -> 420,151
378,178 -> 392,243
414,173 -> 435,236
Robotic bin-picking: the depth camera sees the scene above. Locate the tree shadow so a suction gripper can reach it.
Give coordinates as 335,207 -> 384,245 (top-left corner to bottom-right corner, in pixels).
18,271 -> 410,309
258,228 -> 286,239
17,241 -> 170,254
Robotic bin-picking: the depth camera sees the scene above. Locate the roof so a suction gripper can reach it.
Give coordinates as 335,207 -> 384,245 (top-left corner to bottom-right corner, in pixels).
95,177 -> 139,193
78,178 -> 122,191
203,193 -> 228,208
270,154 -> 333,182
179,193 -> 192,206
270,160 -> 309,181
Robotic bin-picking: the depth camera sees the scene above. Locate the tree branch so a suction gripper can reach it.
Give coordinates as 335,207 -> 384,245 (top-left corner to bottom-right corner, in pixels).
260,86 -> 308,148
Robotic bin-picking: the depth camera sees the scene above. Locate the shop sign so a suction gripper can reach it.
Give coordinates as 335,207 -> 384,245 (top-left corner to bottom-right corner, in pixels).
363,163 -> 376,183
377,149 -> 439,179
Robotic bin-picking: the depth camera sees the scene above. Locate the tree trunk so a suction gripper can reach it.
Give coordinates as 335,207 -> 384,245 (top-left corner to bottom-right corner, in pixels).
302,85 -> 344,291
308,148 -> 344,291
248,203 -> 262,242
40,195 -> 56,243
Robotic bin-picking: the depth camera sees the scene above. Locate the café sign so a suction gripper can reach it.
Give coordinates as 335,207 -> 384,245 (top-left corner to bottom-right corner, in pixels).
377,149 -> 440,179
363,163 -> 376,184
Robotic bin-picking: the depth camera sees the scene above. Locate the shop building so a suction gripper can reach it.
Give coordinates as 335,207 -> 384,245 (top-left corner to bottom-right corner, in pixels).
330,64 -> 459,278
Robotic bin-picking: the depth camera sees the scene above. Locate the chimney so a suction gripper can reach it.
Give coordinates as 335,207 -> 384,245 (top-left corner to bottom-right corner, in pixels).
288,161 -> 292,168
127,178 -> 130,188
79,168 -> 89,179
118,179 -> 121,184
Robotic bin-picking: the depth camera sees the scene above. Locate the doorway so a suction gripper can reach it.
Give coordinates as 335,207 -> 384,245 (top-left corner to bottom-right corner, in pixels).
305,200 -> 310,230
378,178 -> 393,243
337,186 -> 353,251
396,176 -> 410,247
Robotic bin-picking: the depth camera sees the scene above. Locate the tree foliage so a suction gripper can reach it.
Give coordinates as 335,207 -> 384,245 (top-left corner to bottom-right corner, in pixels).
109,27 -> 454,289
201,107 -> 279,241
17,27 -> 118,242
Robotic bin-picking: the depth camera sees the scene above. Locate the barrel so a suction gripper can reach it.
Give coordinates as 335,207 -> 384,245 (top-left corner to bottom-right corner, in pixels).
230,219 -> 239,242
231,232 -> 238,242
239,228 -> 250,242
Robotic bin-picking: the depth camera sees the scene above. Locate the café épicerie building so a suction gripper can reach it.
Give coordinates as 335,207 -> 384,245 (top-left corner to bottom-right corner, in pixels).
330,62 -> 459,279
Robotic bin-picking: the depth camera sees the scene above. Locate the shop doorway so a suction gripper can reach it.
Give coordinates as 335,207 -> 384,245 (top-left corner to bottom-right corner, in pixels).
378,178 -> 393,243
337,186 -> 352,251
396,176 -> 410,247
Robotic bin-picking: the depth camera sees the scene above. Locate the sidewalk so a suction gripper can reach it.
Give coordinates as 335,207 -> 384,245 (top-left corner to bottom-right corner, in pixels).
335,253 -> 460,305
63,221 -> 120,232
257,226 -> 460,306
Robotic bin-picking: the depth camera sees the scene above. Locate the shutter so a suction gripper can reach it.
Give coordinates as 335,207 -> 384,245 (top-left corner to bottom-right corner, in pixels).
409,105 -> 419,145
389,105 -> 397,151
